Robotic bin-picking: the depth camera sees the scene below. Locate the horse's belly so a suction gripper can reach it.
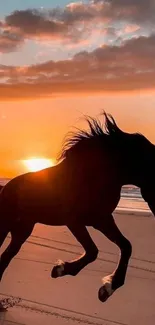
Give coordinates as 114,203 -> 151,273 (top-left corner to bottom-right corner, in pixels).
17,189 -> 65,225
71,185 -> 121,224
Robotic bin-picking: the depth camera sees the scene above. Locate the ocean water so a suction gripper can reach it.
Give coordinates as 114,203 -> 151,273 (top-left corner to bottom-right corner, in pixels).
0,178 -> 149,212
119,186 -> 148,212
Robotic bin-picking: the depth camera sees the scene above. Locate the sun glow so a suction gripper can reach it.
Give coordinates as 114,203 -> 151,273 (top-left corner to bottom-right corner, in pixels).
23,158 -> 54,172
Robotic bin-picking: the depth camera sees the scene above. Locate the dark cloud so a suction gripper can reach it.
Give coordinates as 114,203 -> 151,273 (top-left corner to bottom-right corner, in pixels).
5,9 -> 68,36
0,34 -> 155,99
105,0 -> 155,24
5,8 -> 90,43
0,27 -> 24,53
43,0 -> 155,26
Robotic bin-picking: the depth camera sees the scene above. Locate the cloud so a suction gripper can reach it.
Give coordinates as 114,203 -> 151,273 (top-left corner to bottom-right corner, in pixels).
5,9 -> 68,37
0,0 -> 154,53
0,34 -> 155,99
0,27 -> 24,53
105,0 -> 155,24
5,8 -> 91,44
5,1 -> 155,30
123,24 -> 140,34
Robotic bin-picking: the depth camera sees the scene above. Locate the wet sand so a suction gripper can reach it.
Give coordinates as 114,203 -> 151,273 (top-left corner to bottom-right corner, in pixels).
0,210 -> 155,325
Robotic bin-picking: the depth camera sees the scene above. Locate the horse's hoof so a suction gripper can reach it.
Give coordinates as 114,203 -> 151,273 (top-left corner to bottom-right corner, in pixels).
0,304 -> 7,312
98,275 -> 114,302
98,285 -> 110,302
51,261 -> 65,278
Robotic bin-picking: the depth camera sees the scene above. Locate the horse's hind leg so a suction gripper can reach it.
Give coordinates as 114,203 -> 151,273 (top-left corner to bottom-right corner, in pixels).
94,214 -> 132,302
0,222 -> 34,281
51,224 -> 98,278
0,228 -> 9,248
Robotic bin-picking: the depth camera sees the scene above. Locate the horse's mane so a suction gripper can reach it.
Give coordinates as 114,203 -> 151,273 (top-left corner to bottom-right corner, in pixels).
57,112 -> 153,162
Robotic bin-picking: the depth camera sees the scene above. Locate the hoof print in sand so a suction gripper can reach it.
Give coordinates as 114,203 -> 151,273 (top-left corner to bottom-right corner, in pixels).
0,297 -> 21,311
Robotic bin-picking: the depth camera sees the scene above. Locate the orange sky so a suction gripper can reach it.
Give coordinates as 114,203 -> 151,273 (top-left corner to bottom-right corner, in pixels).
1,1 -> 155,177
0,92 -> 155,178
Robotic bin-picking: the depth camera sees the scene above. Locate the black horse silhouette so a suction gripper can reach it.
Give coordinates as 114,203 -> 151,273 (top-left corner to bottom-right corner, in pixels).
0,112 -> 154,302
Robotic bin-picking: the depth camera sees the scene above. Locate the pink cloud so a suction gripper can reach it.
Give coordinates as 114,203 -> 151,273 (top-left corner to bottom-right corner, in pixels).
0,34 -> 155,99
124,24 -> 140,34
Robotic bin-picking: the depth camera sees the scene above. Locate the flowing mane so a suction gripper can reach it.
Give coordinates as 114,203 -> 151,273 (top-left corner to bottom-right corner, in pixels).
57,112 -> 153,162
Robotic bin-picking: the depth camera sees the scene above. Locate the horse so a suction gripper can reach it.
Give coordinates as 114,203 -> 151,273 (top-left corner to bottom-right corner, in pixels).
0,112 -> 154,303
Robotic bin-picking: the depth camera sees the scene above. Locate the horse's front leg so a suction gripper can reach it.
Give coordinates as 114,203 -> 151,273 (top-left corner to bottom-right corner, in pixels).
94,214 -> 132,302
0,222 -> 34,281
51,224 -> 98,278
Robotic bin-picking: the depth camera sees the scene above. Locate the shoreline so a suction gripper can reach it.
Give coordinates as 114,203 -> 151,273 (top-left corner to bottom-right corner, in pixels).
115,207 -> 152,217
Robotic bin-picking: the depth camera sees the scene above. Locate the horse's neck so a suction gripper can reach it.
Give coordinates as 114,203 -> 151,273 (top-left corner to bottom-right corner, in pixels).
120,150 -> 152,188
114,146 -> 138,187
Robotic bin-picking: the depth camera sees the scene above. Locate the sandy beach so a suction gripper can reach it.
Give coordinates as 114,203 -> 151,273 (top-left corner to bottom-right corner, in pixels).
0,209 -> 155,325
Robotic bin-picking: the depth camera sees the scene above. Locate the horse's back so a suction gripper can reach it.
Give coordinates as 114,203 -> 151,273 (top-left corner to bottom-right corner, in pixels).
0,167 -> 66,224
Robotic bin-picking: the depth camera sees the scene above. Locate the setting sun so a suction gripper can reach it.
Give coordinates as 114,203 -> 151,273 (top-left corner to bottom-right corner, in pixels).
23,158 -> 54,172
